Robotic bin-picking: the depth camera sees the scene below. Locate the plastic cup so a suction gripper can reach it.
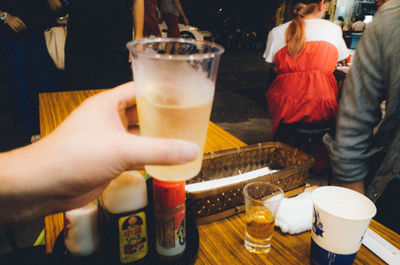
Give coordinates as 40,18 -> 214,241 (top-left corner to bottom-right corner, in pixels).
127,38 -> 224,181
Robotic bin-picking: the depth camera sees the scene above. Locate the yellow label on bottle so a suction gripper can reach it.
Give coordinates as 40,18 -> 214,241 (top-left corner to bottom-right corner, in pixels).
118,211 -> 148,263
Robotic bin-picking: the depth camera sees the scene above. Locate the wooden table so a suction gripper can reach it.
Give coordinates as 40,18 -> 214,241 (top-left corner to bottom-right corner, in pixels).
40,90 -> 400,264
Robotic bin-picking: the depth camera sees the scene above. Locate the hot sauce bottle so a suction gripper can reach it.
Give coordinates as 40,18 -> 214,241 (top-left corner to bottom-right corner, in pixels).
152,179 -> 186,260
102,171 -> 149,264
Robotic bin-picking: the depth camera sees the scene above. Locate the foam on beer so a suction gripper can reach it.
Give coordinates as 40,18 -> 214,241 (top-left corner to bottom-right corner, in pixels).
139,60 -> 214,108
102,171 -> 148,214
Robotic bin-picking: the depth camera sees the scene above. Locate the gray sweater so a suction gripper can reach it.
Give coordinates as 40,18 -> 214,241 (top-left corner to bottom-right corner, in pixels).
324,0 -> 400,202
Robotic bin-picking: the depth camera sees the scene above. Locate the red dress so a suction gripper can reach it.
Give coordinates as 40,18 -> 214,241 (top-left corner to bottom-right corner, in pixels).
144,0 -> 161,37
267,41 -> 339,137
264,19 -> 349,173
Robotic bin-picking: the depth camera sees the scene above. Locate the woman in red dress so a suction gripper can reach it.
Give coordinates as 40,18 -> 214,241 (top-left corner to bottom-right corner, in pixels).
263,0 -> 349,173
144,0 -> 161,37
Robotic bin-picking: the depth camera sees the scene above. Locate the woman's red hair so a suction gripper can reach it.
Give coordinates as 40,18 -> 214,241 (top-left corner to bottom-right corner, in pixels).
285,3 -> 318,59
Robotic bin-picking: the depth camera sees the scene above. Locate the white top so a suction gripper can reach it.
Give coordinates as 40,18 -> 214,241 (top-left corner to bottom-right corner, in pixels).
352,20 -> 366,31
334,20 -> 344,28
263,19 -> 349,63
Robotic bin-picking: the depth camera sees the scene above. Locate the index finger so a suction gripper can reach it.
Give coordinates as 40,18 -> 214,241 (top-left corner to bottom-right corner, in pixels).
15,17 -> 27,30
11,24 -> 21,33
102,81 -> 137,109
118,135 -> 200,168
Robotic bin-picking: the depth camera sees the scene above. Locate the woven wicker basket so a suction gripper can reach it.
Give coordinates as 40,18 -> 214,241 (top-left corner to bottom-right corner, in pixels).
186,142 -> 314,224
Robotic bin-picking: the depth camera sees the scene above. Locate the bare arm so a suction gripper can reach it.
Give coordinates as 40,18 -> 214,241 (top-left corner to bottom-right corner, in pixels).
0,82 -> 198,226
174,0 -> 188,25
132,0 -> 144,40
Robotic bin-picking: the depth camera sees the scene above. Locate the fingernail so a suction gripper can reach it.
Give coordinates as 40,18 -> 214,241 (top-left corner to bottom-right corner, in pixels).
181,142 -> 200,162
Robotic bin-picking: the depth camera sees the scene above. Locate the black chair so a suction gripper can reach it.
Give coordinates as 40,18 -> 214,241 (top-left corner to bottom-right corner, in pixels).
275,121 -> 335,184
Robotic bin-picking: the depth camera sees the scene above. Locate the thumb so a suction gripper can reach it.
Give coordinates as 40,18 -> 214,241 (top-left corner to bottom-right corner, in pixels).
118,135 -> 200,168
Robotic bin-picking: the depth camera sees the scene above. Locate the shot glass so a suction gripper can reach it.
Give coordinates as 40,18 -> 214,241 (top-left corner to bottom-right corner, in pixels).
127,38 -> 224,182
243,182 -> 284,254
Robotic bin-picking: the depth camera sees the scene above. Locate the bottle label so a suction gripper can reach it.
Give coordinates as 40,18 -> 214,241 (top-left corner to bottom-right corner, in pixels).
156,210 -> 186,256
176,212 -> 186,247
118,211 -> 148,263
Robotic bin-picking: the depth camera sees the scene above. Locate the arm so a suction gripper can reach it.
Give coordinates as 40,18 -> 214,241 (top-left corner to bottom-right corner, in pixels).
0,82 -> 199,226
174,0 -> 188,25
0,10 -> 27,33
132,0 -> 144,40
324,15 -> 385,194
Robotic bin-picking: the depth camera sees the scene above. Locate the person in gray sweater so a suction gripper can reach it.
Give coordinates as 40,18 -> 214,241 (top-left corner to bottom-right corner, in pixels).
324,0 -> 400,233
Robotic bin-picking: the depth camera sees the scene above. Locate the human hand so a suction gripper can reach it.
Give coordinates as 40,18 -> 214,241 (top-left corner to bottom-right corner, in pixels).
5,14 -> 27,33
19,82 -> 199,213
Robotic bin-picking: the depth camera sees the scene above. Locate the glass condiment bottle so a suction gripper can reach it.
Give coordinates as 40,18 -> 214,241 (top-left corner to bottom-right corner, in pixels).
153,179 -> 186,260
102,171 -> 149,264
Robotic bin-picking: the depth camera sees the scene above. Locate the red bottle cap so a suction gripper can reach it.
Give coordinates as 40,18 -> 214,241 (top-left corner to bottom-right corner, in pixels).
153,179 -> 186,208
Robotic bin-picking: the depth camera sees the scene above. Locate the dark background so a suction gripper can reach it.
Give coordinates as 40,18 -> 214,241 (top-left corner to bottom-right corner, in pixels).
182,0 -> 285,51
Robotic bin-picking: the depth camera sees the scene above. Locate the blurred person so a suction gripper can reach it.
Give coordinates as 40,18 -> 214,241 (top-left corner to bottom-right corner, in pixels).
344,16 -> 356,30
64,0 -> 144,91
324,0 -> 400,234
376,0 -> 390,9
0,82 -> 199,226
263,0 -> 348,174
0,0 -> 65,144
143,0 -> 161,37
293,2 -> 305,16
159,0 -> 189,37
352,15 -> 366,32
334,16 -> 344,28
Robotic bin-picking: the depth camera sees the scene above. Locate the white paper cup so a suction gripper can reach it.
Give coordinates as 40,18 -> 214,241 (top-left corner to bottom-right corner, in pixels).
310,186 -> 376,265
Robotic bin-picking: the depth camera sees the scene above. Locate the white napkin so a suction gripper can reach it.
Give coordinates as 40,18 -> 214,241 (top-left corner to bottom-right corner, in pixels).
185,166 -> 278,193
275,192 -> 313,235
